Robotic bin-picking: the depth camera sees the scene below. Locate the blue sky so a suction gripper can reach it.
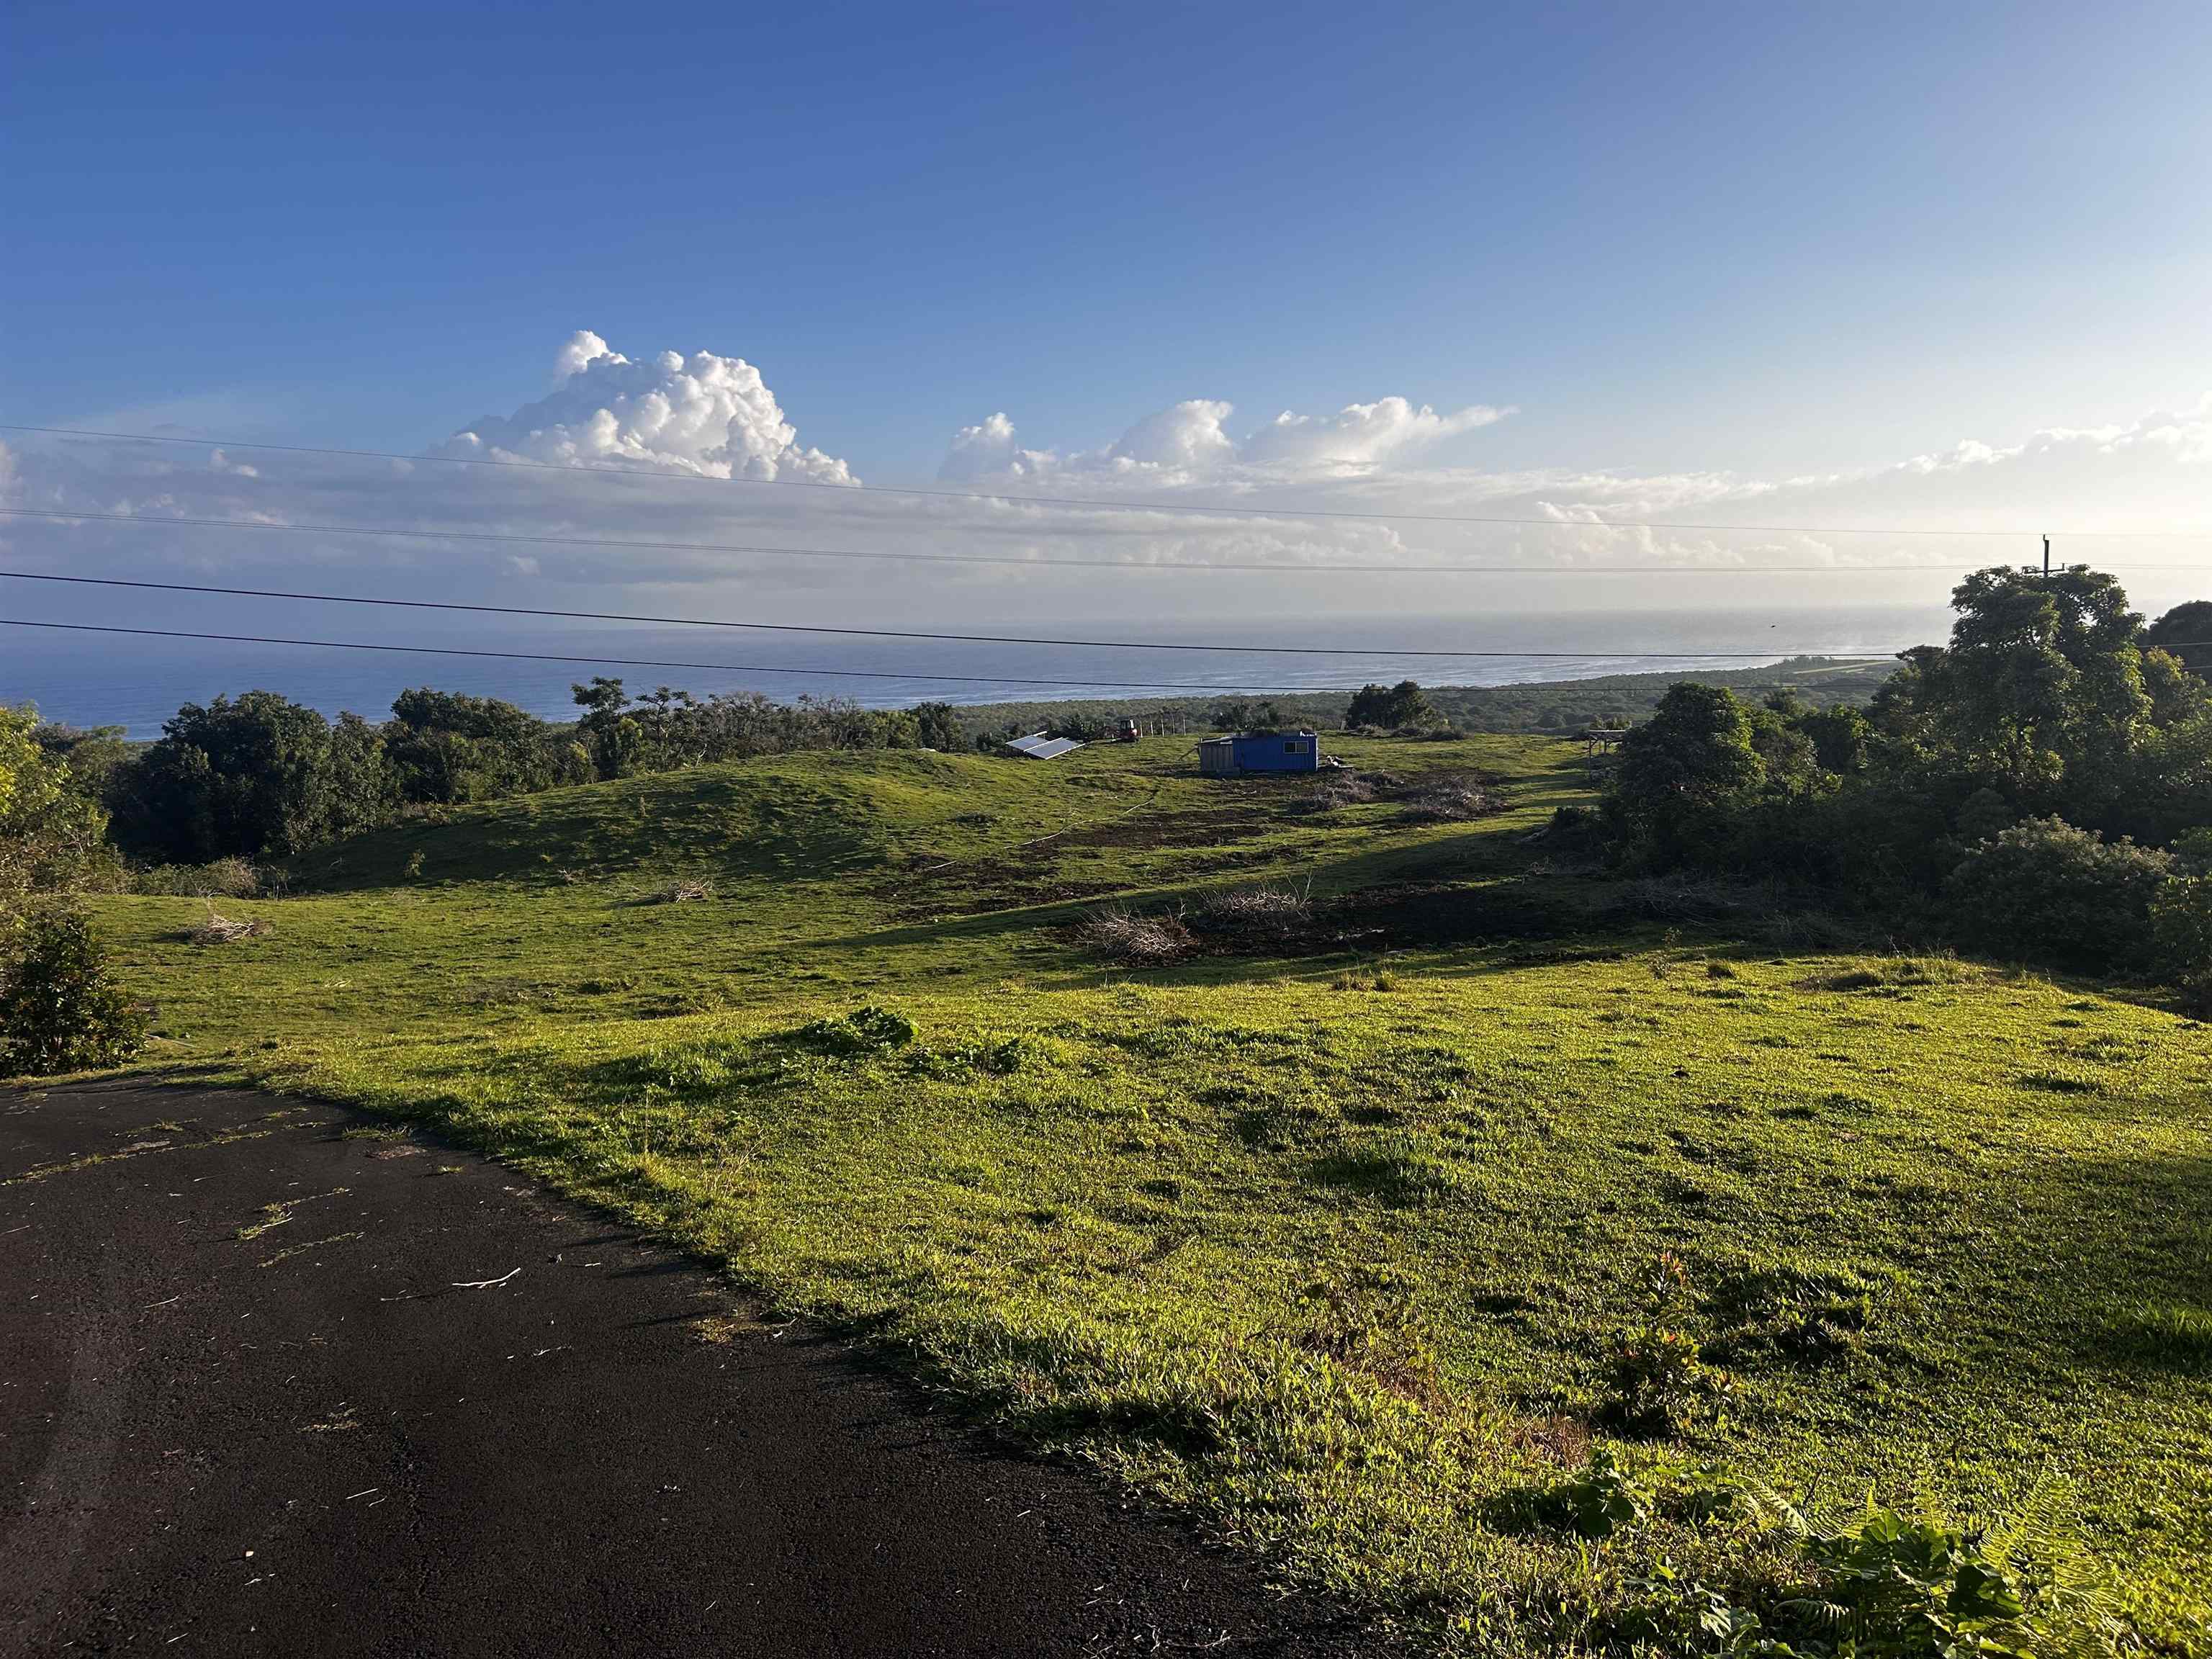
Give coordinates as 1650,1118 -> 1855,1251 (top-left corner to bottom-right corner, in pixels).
9,0 -> 2210,481
5,0 -> 2212,721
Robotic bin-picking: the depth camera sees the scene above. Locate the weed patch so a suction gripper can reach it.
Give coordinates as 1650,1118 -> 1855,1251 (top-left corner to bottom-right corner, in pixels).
1306,1133 -> 1459,1206
1704,1256 -> 1903,1368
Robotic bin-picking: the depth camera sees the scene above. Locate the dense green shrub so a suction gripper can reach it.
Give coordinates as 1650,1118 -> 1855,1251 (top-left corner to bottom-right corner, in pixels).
1943,817 -> 2170,970
570,678 -> 943,780
2151,874 -> 2212,1010
1585,570 -> 2212,980
110,692 -> 397,862
0,909 -> 148,1076
912,701 -> 958,750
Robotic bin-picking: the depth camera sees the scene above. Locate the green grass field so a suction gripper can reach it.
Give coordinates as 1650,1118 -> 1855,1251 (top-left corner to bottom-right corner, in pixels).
43,734 -> 2212,1652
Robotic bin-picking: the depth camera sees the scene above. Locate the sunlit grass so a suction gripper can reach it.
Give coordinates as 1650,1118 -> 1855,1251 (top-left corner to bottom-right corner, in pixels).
66,734 -> 2212,1651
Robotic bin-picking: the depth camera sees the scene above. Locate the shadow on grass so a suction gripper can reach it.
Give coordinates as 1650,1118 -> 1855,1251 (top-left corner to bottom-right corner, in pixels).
287,771 -> 890,894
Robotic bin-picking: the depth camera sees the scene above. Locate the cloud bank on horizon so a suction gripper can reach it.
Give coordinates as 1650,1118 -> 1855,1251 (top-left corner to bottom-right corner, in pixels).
939,396 -> 1516,482
5,331 -> 2212,634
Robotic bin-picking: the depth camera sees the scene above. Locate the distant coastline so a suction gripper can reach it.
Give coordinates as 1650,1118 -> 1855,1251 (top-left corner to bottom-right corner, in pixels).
0,605 -> 1935,739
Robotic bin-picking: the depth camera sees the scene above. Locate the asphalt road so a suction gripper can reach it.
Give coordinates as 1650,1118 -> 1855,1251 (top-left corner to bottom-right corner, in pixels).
1,1082 -> 1373,1658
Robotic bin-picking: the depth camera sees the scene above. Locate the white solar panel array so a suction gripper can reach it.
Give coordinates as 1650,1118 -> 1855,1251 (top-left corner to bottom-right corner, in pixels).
1003,732 -> 1087,760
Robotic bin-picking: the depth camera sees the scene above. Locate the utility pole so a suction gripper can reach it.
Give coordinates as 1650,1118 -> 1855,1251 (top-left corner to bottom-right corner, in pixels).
2043,534 -> 2051,577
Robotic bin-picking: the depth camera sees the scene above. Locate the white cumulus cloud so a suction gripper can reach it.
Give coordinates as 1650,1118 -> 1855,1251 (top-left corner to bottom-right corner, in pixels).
443,331 -> 856,484
1241,397 -> 1513,469
939,394 -> 1511,484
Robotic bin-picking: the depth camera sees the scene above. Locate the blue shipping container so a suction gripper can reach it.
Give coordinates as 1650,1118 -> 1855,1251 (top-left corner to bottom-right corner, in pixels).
1201,731 -> 1322,774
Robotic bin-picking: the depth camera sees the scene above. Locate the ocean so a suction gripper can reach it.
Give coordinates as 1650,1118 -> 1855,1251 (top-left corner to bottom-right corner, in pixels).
0,604 -> 1948,739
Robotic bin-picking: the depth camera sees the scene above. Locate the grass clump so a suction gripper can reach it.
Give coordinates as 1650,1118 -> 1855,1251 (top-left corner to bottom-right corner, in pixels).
1307,1132 -> 1459,1206
793,1004 -> 917,1055
1704,1256 -> 1902,1368
2107,1300 -> 2212,1375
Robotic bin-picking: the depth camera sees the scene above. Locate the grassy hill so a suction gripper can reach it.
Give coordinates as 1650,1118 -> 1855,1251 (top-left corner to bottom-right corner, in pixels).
56,733 -> 2212,1653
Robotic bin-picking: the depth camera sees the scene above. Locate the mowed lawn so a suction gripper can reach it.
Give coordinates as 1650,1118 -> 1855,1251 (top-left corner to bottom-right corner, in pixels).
47,735 -> 2212,1651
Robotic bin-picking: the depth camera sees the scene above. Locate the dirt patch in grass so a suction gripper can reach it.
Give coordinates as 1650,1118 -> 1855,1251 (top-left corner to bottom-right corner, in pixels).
1066,880 -> 1581,966
1053,806 -> 1291,853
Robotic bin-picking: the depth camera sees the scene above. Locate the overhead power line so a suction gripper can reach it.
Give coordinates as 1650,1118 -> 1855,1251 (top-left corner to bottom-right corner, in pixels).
0,618 -> 1902,692
12,505 -> 2211,575
6,423 -> 2203,539
0,568 -> 1913,659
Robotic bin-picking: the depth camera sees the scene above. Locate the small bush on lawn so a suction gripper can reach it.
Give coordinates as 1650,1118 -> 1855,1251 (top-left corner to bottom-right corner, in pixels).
0,908 -> 149,1076
1602,1326 -> 1730,1437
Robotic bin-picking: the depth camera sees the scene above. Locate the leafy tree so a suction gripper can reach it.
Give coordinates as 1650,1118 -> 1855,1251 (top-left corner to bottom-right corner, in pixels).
629,685 -> 705,768
387,688 -> 580,804
1210,698 -> 1293,732
2141,647 -> 2206,727
1344,680 -> 1434,732
1932,565 -> 2147,791
112,692 -> 395,862
0,706 -> 55,827
873,709 -> 922,747
1604,683 -> 1766,865
1797,703 -> 1873,775
1745,701 -> 1826,797
32,721 -> 131,802
2146,600 -> 2212,673
572,677 -> 644,779
325,711 -> 397,840
1953,786 -> 2016,845
912,701 -> 959,750
1,706 -> 113,909
0,908 -> 148,1076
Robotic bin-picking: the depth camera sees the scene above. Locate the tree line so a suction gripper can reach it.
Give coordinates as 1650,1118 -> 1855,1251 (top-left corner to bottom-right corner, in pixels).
6,679 -> 961,873
1591,566 -> 2212,999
